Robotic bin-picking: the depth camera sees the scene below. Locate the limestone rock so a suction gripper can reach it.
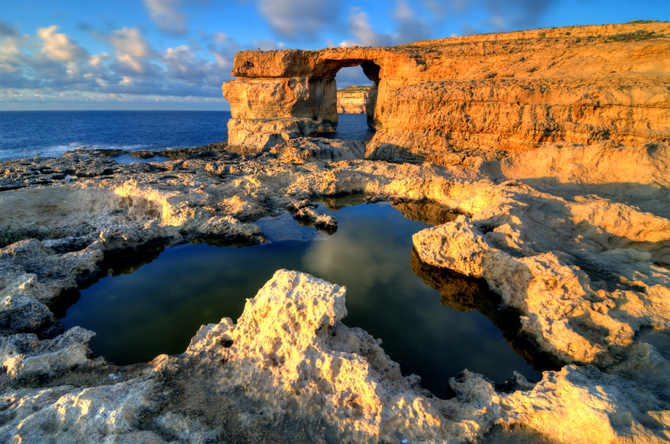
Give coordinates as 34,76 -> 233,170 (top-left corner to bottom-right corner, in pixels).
223,22 -> 669,164
0,139 -> 668,443
286,199 -> 338,233
270,137 -> 365,162
337,86 -> 370,114
1,326 -> 99,379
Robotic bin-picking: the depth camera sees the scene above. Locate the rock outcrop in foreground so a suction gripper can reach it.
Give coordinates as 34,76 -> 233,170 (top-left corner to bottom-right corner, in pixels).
222,22 -> 669,163
1,138 -> 669,442
337,85 -> 370,114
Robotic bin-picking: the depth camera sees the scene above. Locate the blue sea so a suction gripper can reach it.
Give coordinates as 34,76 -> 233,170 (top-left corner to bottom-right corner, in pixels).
0,111 -> 374,161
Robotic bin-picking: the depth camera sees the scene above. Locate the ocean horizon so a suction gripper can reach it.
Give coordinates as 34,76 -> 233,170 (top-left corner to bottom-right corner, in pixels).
0,110 -> 231,162
0,110 -> 373,162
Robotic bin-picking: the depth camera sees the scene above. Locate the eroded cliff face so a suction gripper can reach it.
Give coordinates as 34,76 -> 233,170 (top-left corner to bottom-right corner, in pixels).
222,22 -> 670,164
337,86 -> 370,114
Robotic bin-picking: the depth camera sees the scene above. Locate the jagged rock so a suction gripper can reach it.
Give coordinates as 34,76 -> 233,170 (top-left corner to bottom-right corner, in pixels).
286,199 -> 338,233
0,140 -> 668,443
222,22 -> 669,164
3,270 -> 668,443
270,137 -> 365,162
1,326 -> 99,379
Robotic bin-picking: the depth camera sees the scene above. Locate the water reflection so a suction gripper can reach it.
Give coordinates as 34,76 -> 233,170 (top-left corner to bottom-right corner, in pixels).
410,249 -> 562,374
60,199 -> 547,398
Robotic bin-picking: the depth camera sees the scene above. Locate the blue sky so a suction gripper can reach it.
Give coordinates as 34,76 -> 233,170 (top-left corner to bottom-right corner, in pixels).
1,0 -> 667,110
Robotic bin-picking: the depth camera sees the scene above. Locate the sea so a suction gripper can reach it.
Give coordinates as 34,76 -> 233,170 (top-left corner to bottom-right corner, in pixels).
0,111 -> 374,162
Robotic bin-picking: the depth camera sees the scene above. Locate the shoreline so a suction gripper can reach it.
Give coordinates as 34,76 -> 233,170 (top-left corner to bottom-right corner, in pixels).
2,21 -> 669,443
1,138 -> 668,443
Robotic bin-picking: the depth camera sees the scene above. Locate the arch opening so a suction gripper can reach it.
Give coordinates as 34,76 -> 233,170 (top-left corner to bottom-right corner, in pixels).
308,59 -> 380,139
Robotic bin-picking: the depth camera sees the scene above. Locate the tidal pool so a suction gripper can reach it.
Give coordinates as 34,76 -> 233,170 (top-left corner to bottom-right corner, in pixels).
60,199 -> 555,397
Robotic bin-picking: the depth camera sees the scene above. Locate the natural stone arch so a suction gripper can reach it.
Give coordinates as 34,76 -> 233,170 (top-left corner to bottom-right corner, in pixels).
222,50 -> 385,153
222,24 -> 669,161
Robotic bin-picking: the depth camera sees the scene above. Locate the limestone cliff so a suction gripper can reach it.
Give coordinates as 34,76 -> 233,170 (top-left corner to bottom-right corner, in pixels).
336,85 -> 370,114
222,22 -> 670,164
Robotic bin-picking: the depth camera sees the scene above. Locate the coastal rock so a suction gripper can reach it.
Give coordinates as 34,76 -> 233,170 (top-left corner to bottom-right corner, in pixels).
286,199 -> 338,233
336,85 -> 370,114
0,139 -> 668,443
3,270 -> 668,443
226,117 -> 320,154
223,22 -> 670,164
0,326 -> 99,380
270,137 -> 365,162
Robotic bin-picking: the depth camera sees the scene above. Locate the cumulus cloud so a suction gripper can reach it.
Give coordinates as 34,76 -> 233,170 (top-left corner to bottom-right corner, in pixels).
0,24 -> 237,101
107,27 -> 153,58
38,25 -> 88,61
348,10 -> 393,47
392,0 -> 431,43
250,38 -> 285,51
256,0 -> 340,41
483,0 -> 556,30
141,0 -> 187,35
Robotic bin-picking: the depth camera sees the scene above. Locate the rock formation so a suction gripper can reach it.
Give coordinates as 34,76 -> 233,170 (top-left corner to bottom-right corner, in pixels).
336,85 -> 370,114
222,22 -> 669,164
1,137 -> 669,442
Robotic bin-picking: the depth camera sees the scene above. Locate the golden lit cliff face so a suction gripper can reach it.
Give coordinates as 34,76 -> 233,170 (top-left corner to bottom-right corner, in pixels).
337,87 -> 369,114
222,22 -> 670,164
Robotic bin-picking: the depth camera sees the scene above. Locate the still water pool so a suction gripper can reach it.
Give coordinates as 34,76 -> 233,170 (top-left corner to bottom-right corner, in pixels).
60,199 -> 551,397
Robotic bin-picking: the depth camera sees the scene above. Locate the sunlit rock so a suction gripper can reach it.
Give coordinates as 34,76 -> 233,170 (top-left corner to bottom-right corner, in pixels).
222,23 -> 670,164
337,85 -> 370,114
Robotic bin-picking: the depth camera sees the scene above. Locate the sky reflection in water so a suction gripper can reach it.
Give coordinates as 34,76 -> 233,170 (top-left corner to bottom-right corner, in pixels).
61,201 -> 543,398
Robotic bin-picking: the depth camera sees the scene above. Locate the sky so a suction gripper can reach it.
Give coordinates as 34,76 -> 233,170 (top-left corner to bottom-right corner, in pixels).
0,0 -> 667,111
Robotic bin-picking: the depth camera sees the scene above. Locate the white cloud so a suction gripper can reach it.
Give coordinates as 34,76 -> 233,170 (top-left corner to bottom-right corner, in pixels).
108,27 -> 153,58
107,27 -> 157,75
0,24 -> 234,101
211,32 -> 228,44
163,45 -> 210,81
141,0 -> 187,35
257,0 -> 340,41
250,38 -> 284,51
420,0 -> 557,35
37,25 -> 88,61
392,0 -> 431,43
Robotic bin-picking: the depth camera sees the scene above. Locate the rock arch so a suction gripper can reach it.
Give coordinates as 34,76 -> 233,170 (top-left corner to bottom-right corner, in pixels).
222,23 -> 670,163
222,52 -> 384,153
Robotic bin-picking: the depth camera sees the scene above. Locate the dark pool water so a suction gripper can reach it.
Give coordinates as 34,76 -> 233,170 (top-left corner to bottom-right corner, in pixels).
60,200 -> 549,397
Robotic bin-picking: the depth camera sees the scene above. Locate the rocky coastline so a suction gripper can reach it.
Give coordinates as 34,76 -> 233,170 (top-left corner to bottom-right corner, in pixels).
1,22 -> 670,444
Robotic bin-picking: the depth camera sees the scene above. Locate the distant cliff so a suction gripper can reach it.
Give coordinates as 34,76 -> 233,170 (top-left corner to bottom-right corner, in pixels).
336,86 -> 370,114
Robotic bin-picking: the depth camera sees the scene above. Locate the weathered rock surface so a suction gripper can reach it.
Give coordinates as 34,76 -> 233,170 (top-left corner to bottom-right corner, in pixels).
0,138 -> 669,442
222,22 -> 670,164
337,85 -> 370,114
